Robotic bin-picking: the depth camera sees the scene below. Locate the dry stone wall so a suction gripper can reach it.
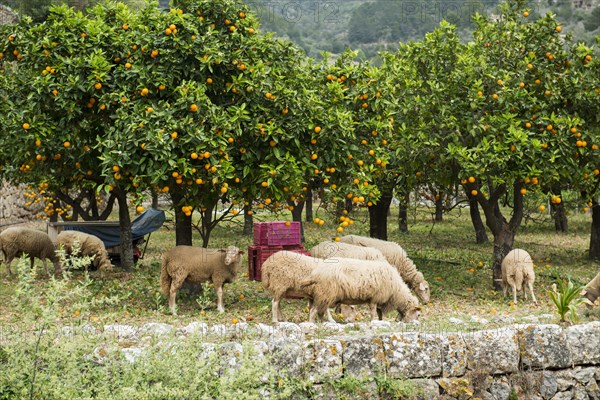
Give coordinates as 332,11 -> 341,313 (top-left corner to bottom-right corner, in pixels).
0,180 -> 42,226
68,320 -> 600,399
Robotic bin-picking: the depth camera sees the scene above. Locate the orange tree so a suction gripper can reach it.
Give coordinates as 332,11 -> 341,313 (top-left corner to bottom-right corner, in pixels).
448,0 -> 599,288
0,6 -> 123,222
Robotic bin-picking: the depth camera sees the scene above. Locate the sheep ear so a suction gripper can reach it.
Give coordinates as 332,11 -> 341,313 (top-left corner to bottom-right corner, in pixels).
238,250 -> 244,255
580,289 -> 588,296
218,249 -> 226,253
419,282 -> 428,291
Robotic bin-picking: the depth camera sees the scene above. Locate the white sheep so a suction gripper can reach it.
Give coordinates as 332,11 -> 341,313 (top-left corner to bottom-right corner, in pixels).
0,227 -> 61,276
582,270 -> 600,306
160,245 -> 243,315
261,250 -> 336,323
340,235 -> 431,304
300,258 -> 421,323
311,241 -> 387,261
501,248 -> 537,304
56,231 -> 112,271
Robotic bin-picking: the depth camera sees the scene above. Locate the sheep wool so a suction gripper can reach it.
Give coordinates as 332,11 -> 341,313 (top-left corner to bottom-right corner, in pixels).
501,248 -> 537,304
261,250 -> 336,323
311,241 -> 386,262
340,235 -> 430,304
0,227 -> 61,276
582,270 -> 600,306
160,245 -> 243,315
56,231 -> 112,271
301,258 -> 421,323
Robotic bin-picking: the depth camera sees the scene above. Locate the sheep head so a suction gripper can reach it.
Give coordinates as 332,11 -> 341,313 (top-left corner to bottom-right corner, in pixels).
397,305 -> 421,322
220,246 -> 243,266
416,281 -> 430,304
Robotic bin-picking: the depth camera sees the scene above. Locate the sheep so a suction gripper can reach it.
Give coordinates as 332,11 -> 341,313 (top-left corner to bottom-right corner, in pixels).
160,245 -> 243,315
0,227 -> 61,276
261,250 -> 336,323
581,270 -> 600,306
501,248 -> 537,304
300,258 -> 421,323
311,240 -> 388,321
56,231 -> 112,271
311,241 -> 387,261
340,235 -> 431,304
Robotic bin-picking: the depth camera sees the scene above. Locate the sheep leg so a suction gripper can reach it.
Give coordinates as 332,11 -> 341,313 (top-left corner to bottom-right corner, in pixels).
168,277 -> 185,315
214,283 -> 225,313
272,298 -> 282,323
308,305 -> 319,324
325,308 -> 335,323
529,283 -> 537,304
39,258 -> 50,276
512,285 -> 518,305
368,304 -> 379,321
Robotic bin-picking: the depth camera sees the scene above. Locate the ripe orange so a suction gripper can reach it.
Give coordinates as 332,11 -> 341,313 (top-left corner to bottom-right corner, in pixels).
594,169 -> 600,175
539,205 -> 546,211
314,126 -> 321,133
311,154 -> 318,160
261,181 -> 268,187
112,165 -> 120,172
190,104 -> 198,112
468,176 -> 475,183
22,123 -> 30,130
206,77 -> 213,84
527,63 -> 533,70
136,205 -> 144,213
125,62 -> 132,69
471,190 -> 478,196
191,152 -> 198,159
203,151 -> 210,159
140,88 -> 149,96
165,28 -> 172,35
520,188 -> 527,195
171,131 -> 178,139
523,11 -> 529,17
94,82 -> 102,90
357,160 -> 364,166
555,26 -> 562,33
63,141 -> 71,148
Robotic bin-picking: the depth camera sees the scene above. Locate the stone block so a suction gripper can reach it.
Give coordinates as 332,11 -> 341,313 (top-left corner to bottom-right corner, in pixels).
381,332 -> 443,378
517,324 -> 572,369
462,327 -> 520,374
566,322 -> 600,365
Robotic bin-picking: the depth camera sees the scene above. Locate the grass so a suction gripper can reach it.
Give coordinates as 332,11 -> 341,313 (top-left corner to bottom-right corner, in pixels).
1,204 -> 599,332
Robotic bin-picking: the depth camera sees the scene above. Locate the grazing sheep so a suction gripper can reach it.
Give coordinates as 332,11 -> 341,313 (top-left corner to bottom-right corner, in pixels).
582,271 -> 600,306
56,231 -> 112,271
160,245 -> 243,315
501,248 -> 537,304
301,258 -> 421,323
311,241 -> 387,261
261,250 -> 336,323
340,235 -> 431,304
0,227 -> 61,276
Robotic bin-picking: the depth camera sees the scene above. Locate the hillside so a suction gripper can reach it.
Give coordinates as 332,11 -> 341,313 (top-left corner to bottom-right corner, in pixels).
246,0 -> 600,59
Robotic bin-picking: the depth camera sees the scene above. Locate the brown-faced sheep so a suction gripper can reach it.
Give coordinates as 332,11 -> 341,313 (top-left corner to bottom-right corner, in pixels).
340,235 -> 431,304
261,250 -> 336,323
582,270 -> 600,306
56,231 -> 112,271
311,241 -> 386,261
501,248 -> 537,304
301,258 -> 421,323
0,227 -> 61,276
160,245 -> 243,315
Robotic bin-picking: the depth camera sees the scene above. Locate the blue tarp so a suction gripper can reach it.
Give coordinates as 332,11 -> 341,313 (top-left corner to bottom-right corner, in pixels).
65,208 -> 166,248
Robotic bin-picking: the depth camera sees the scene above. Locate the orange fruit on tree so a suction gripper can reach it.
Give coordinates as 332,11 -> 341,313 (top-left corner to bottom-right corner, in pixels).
63,141 -> 71,148
190,104 -> 198,112
22,123 -> 30,130
261,181 -> 268,187
468,176 -> 475,183
555,26 -> 562,32
141,88 -> 149,96
136,206 -> 144,213
471,189 -> 478,196
539,205 -> 546,211
94,82 -> 102,90
314,126 -> 321,133
191,152 -> 198,159
520,188 -> 527,195
206,77 -> 213,84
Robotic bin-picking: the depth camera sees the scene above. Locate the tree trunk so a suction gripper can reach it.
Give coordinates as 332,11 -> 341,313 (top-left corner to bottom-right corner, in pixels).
589,199 -> 600,260
289,199 -> 305,242
151,189 -> 159,209
199,204 -> 215,248
478,182 -> 524,290
468,192 -> 488,244
398,193 -> 409,234
115,189 -> 134,270
305,187 -> 313,222
369,190 -> 393,240
552,202 -> 568,232
170,191 -> 192,246
434,195 -> 443,222
243,204 -> 253,236
491,227 -> 516,291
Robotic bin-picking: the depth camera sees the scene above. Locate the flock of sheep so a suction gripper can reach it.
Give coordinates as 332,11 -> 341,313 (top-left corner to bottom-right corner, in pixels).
1,225 -> 599,322
159,233 -> 556,323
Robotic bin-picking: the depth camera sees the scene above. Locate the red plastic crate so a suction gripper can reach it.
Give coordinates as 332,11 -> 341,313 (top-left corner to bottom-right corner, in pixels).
247,244 -> 309,282
253,221 -> 302,246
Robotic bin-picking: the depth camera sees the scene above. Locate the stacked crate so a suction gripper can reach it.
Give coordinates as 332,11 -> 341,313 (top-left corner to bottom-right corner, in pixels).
248,221 -> 310,281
